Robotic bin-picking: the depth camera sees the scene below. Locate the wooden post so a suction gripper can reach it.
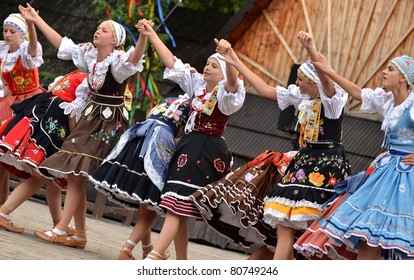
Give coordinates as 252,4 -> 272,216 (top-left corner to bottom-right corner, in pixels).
301,0 -> 316,51
346,0 -> 378,80
360,24 -> 414,88
263,10 -> 299,63
353,0 -> 399,82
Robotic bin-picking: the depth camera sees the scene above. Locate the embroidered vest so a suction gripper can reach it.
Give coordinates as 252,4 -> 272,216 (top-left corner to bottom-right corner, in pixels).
1,57 -> 40,95
50,70 -> 87,102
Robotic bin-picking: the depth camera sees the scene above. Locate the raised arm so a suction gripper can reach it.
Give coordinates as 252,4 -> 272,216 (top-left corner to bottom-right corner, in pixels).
25,21 -> 38,56
216,44 -> 276,101
137,19 -> 175,69
19,3 -> 62,49
297,31 -> 335,97
214,39 -> 238,93
127,21 -> 151,65
312,52 -> 362,100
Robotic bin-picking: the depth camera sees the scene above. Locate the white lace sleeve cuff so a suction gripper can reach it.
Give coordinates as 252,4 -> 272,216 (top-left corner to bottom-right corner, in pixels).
59,78 -> 89,122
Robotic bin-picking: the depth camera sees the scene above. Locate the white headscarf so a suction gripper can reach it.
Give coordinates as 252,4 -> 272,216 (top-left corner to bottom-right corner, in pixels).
3,13 -> 28,39
107,20 -> 126,47
298,60 -> 320,85
209,53 -> 227,80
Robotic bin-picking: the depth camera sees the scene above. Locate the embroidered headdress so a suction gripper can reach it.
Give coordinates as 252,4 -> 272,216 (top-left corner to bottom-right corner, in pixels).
107,20 -> 126,47
298,61 -> 320,85
3,13 -> 28,39
390,55 -> 414,86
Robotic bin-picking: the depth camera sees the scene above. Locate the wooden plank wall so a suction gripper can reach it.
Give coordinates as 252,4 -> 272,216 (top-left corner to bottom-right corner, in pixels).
233,0 -> 414,118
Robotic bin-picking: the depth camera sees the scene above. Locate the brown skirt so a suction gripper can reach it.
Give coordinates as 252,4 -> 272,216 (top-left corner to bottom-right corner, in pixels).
38,101 -> 129,182
191,150 -> 292,248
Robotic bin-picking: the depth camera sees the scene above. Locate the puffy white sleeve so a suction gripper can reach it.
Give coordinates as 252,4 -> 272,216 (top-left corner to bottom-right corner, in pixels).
59,78 -> 90,122
217,78 -> 246,115
110,48 -> 145,83
276,84 -> 302,110
360,87 -> 393,116
318,82 -> 349,119
57,37 -> 90,72
163,57 -> 203,98
19,41 -> 44,69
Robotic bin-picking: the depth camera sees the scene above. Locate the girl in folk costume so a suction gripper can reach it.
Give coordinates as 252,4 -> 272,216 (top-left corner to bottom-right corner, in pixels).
90,94 -> 190,260
304,54 -> 414,260
18,3 -> 148,249
0,12 -> 44,205
0,70 -> 88,234
215,31 -> 351,260
137,20 -> 245,260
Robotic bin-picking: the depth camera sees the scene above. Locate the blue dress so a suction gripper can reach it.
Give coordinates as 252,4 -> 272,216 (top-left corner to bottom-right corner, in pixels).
321,88 -> 414,256
89,96 -> 190,209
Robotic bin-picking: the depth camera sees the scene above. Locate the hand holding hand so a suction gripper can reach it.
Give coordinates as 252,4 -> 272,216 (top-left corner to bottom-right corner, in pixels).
214,38 -> 239,66
136,19 -> 154,36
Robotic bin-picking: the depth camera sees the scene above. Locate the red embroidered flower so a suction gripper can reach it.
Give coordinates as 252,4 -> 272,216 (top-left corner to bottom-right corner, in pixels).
328,176 -> 339,187
214,158 -> 226,173
177,154 -> 188,168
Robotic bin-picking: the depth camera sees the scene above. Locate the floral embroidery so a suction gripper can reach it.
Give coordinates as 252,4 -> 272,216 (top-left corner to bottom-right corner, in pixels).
281,150 -> 349,188
52,79 -> 71,93
308,172 -> 325,187
177,154 -> 188,168
295,169 -> 306,180
318,118 -> 324,135
214,158 -> 226,173
152,103 -> 167,115
328,175 -> 339,186
12,71 -> 34,92
44,117 -> 68,141
90,121 -> 122,145
397,127 -> 414,143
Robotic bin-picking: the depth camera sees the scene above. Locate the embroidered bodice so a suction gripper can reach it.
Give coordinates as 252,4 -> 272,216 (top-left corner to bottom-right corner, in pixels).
49,71 -> 87,102
361,88 -> 414,152
277,84 -> 346,144
1,57 -> 40,95
147,95 -> 190,138
163,57 -> 246,137
0,41 -> 43,97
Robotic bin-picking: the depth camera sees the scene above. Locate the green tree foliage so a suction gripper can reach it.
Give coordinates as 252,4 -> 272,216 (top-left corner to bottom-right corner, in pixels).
181,0 -> 246,14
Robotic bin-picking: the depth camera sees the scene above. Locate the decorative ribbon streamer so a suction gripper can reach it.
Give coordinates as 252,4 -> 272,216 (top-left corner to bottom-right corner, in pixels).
117,15 -> 137,45
156,0 -> 176,47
